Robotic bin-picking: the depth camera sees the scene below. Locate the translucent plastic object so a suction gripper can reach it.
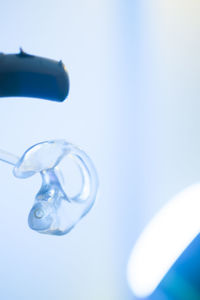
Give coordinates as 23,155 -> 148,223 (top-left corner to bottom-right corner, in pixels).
0,140 -> 98,236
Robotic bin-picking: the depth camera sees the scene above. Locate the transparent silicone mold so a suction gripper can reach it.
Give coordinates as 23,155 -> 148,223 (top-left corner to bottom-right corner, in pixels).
0,140 -> 98,236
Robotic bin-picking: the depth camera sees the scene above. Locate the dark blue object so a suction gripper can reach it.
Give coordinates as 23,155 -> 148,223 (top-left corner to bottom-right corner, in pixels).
0,49 -> 69,102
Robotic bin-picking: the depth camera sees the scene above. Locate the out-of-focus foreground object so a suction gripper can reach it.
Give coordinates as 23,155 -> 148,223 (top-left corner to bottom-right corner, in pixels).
127,184 -> 200,298
0,48 -> 69,102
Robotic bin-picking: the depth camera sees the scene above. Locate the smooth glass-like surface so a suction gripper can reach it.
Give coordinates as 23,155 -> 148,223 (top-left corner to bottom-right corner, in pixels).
0,140 -> 98,235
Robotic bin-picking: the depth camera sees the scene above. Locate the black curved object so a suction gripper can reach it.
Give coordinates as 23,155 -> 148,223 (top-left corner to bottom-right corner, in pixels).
0,49 -> 69,102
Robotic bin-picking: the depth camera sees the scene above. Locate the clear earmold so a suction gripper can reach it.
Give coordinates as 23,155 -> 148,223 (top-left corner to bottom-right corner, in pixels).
0,140 -> 98,236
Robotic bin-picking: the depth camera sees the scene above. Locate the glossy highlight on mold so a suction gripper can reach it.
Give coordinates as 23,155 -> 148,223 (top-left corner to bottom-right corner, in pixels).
0,140 -> 98,236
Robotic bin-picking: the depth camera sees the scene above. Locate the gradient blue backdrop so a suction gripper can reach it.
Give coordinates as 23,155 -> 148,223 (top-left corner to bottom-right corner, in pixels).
0,1 -> 200,299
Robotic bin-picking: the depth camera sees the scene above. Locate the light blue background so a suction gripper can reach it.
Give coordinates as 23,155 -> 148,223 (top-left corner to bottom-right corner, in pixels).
0,1 -> 200,299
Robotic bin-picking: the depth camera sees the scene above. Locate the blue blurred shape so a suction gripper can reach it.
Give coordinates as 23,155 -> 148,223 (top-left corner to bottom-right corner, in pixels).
127,184 -> 200,298
149,234 -> 200,300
